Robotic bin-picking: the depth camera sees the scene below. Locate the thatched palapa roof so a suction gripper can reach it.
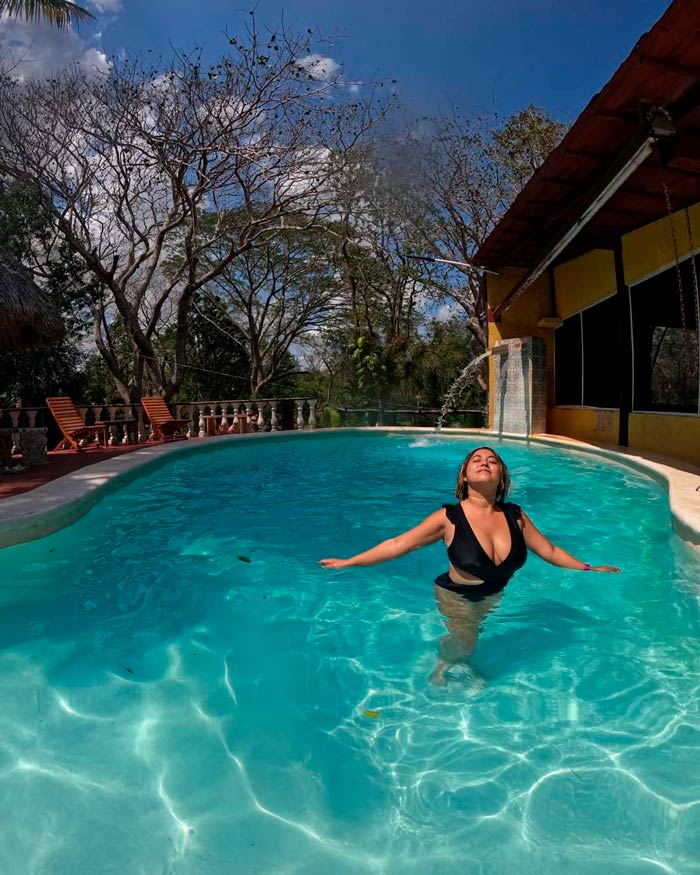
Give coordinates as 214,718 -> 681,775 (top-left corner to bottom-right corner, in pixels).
0,251 -> 64,349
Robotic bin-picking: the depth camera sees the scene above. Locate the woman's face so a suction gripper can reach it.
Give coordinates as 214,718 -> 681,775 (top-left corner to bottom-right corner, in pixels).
465,448 -> 501,487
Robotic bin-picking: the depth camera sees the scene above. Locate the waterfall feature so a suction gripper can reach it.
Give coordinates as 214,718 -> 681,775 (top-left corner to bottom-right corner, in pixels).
436,350 -> 491,432
490,336 -> 547,436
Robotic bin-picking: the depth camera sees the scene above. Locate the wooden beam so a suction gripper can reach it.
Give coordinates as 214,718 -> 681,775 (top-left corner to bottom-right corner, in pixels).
669,155 -> 700,173
637,54 -> 700,79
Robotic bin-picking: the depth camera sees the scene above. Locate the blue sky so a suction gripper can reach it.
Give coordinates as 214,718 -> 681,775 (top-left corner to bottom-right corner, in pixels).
103,0 -> 670,121
0,1 -> 671,120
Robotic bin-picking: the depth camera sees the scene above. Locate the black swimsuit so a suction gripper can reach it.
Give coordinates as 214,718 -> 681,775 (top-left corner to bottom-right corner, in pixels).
435,501 -> 528,602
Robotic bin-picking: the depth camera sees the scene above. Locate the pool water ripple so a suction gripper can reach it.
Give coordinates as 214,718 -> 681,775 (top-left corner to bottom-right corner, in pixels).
0,433 -> 699,873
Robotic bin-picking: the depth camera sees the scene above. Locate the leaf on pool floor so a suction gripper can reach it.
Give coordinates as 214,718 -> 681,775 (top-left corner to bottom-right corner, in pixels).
363,709 -> 380,719
237,555 -> 252,563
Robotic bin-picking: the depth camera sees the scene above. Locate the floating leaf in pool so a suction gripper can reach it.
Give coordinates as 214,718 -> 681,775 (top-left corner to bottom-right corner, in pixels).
364,709 -> 380,719
237,555 -> 251,563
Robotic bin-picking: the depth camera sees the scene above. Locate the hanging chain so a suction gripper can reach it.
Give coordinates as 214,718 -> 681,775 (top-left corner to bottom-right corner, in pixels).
663,183 -> 688,333
662,183 -> 695,389
684,205 -> 700,404
684,206 -> 700,336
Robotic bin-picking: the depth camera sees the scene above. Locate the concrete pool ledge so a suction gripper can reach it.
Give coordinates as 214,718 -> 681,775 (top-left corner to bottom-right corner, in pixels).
0,427 -> 699,551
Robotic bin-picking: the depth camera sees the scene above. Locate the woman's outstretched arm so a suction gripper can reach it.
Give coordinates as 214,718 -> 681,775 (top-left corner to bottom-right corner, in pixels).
521,511 -> 620,573
320,509 -> 446,569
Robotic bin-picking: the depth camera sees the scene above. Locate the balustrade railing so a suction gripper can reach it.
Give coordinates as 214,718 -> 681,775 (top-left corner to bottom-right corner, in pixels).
0,398 -> 318,463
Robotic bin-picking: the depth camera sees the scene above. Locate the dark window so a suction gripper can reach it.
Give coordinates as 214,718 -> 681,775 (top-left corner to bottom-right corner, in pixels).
582,294 -> 620,408
631,258 -> 700,413
554,313 -> 582,405
555,295 -> 622,408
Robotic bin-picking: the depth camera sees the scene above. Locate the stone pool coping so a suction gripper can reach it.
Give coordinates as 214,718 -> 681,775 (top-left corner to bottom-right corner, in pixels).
0,427 -> 698,550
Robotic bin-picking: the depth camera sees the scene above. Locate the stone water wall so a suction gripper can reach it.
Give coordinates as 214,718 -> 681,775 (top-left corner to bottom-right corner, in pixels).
490,337 -> 547,435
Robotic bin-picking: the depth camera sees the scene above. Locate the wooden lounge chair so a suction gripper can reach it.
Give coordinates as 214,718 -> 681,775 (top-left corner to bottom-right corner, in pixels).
46,396 -> 109,451
141,397 -> 189,441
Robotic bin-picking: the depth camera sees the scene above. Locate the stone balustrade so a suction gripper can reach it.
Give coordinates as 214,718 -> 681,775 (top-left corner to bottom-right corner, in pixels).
0,425 -> 49,468
0,398 -> 318,460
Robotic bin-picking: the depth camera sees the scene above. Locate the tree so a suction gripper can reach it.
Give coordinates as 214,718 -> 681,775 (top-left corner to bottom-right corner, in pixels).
411,106 -> 567,348
296,107 -> 565,410
411,314 -> 486,410
196,222 -> 342,396
0,19 -> 388,404
0,0 -> 93,29
0,177 -> 91,405
488,105 -> 567,196
164,293 -> 251,401
328,145 -> 430,403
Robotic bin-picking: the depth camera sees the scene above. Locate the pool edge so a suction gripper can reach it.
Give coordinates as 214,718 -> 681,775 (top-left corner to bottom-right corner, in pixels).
1,427 -> 698,551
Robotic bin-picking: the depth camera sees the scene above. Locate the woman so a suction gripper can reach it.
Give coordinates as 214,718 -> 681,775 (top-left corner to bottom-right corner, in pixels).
320,446 -> 620,684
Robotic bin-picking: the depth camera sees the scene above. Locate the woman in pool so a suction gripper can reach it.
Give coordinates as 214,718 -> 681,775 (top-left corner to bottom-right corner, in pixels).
320,446 -> 620,684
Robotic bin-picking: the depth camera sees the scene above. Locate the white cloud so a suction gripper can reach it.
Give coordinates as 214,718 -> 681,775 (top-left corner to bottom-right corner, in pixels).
275,145 -> 332,204
296,53 -> 363,95
296,53 -> 341,82
82,47 -> 110,74
0,13 -> 109,79
90,0 -> 123,11
434,302 -> 462,323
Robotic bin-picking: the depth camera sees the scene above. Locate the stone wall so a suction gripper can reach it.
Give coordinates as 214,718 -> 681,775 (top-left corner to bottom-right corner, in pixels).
490,337 -> 547,435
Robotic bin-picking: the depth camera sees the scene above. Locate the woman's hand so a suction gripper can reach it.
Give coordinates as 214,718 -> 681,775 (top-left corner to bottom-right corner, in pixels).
318,510 -> 447,571
319,558 -> 349,569
589,565 -> 621,573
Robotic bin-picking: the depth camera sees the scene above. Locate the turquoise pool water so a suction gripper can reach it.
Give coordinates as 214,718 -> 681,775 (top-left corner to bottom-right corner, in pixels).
1,433 -> 699,874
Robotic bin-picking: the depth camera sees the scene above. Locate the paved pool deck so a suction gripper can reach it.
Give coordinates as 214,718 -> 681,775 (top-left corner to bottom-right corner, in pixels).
0,441 -> 169,500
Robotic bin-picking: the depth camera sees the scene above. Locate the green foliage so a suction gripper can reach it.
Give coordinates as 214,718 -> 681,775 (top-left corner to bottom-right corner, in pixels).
0,343 -> 88,408
81,354 -> 123,405
0,178 -> 91,406
261,354 -> 299,398
163,294 -> 250,402
0,177 -> 51,261
300,311 -> 487,417
0,0 -> 94,30
413,316 -> 487,410
350,336 -> 390,395
322,407 -> 342,428
488,104 -> 568,194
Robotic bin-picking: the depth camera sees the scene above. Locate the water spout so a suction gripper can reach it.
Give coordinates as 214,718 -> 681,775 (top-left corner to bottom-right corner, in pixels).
436,350 -> 491,432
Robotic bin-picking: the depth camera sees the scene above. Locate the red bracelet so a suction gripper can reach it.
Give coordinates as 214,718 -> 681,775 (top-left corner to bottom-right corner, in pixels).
583,563 -> 592,571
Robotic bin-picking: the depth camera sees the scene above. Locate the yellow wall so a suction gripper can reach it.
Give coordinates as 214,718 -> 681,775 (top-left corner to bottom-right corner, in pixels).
553,249 -> 616,318
486,269 -> 554,428
549,407 -> 619,445
623,202 -> 700,286
487,268 -> 552,341
629,413 -> 700,467
484,204 -> 700,464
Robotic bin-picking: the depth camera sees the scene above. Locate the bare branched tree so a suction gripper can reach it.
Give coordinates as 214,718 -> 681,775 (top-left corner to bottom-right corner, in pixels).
412,107 -> 567,348
333,146 -> 428,347
197,222 -> 344,395
0,19 -> 388,402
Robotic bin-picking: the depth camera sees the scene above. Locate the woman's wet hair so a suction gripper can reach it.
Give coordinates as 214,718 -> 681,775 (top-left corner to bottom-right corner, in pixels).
455,446 -> 510,502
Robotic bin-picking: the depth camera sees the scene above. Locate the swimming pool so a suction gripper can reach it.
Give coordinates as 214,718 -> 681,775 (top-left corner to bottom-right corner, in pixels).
1,432 -> 699,873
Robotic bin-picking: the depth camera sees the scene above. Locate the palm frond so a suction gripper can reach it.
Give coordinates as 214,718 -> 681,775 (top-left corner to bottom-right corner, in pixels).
0,0 -> 95,30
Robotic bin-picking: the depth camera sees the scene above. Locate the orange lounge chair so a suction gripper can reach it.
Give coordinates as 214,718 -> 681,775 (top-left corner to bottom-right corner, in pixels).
141,397 -> 189,441
46,396 -> 109,451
